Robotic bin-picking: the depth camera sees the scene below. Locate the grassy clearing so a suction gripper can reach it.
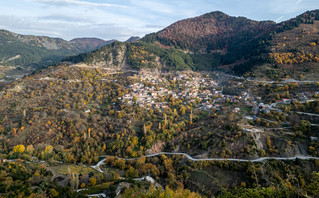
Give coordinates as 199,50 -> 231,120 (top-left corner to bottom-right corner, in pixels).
198,110 -> 210,119
239,106 -> 252,114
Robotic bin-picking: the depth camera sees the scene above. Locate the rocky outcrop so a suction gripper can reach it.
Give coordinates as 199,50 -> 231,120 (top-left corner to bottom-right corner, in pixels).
87,43 -> 128,69
145,141 -> 165,155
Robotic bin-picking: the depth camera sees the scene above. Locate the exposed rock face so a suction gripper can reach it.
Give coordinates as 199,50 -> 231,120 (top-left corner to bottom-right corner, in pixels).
8,84 -> 25,93
250,132 -> 265,150
284,144 -> 308,156
145,141 -> 165,155
88,43 -> 128,69
13,34 -> 71,50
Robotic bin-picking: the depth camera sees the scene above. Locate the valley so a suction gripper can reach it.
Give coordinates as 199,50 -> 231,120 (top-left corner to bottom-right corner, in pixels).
0,9 -> 318,198
0,61 -> 318,197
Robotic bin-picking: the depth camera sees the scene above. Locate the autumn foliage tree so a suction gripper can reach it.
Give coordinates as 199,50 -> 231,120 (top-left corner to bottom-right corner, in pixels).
13,145 -> 25,153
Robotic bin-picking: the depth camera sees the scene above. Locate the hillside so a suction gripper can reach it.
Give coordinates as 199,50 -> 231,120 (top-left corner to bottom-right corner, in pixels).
259,10 -> 319,80
232,10 -> 319,80
0,30 -> 114,82
143,11 -> 275,52
0,30 -> 114,67
0,58 -> 319,197
64,41 -> 196,71
142,11 -> 276,69
141,10 -> 319,80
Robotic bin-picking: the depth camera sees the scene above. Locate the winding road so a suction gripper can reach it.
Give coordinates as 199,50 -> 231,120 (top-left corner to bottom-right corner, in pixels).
294,111 -> 319,117
224,74 -> 318,84
92,152 -> 319,173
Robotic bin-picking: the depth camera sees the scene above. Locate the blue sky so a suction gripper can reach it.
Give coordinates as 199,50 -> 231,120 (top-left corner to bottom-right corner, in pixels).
0,0 -> 318,41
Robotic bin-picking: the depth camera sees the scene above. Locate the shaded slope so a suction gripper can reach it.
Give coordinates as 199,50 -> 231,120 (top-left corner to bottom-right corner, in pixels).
0,30 -> 114,68
234,10 -> 319,79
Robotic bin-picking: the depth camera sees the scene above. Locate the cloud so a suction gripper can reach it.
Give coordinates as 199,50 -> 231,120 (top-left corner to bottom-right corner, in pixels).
0,14 -> 139,40
275,16 -> 284,23
39,15 -> 91,23
0,15 -> 62,36
33,0 -> 127,8
296,0 -> 303,4
18,29 -> 61,36
267,0 -> 310,15
264,0 -> 319,22
144,24 -> 165,29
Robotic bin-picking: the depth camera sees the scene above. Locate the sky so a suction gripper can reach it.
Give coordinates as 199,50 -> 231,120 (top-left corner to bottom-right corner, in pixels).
0,0 -> 318,41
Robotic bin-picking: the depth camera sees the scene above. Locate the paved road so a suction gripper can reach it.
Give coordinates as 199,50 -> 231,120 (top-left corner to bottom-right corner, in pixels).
224,74 -> 318,84
35,77 -> 84,83
87,193 -> 106,198
294,111 -> 319,117
92,152 -> 319,173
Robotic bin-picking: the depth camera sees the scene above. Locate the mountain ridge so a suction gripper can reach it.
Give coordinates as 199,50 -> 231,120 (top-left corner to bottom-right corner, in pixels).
2,10 -> 319,81
0,30 -> 117,82
66,10 -> 278,73
142,11 -> 276,53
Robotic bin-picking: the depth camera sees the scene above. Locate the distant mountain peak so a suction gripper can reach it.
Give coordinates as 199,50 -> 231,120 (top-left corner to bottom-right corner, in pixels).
143,10 -> 276,53
126,36 -> 140,42
70,37 -> 105,42
201,10 -> 230,18
70,37 -> 115,50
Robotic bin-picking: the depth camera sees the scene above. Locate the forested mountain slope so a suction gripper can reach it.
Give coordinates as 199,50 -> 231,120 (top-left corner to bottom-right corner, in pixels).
139,10 -> 319,79
0,30 -> 114,68
0,30 -> 115,84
